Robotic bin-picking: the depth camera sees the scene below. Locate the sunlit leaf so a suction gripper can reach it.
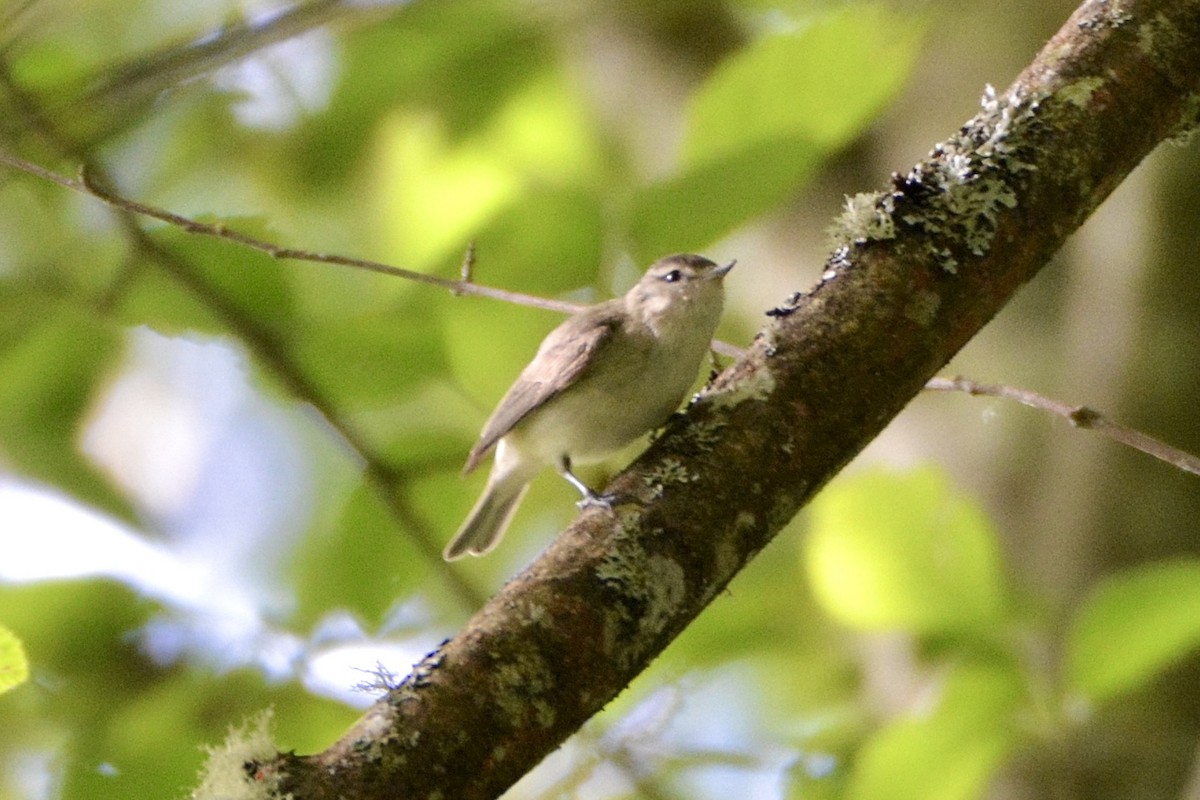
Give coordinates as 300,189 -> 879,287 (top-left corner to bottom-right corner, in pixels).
295,0 -> 551,188
374,69 -> 600,272
1067,559 -> 1200,704
804,467 -> 1006,633
0,626 -> 29,694
471,187 -> 605,293
376,111 -> 523,270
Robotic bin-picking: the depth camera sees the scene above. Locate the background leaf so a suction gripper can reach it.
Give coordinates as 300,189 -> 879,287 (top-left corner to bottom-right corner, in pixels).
0,290 -> 128,518
1066,559 -> 1200,704
803,467 -> 1006,634
846,660 -> 1022,800
629,3 -> 923,260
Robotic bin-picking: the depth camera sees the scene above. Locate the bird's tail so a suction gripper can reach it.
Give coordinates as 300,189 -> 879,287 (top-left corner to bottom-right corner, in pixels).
443,460 -> 534,560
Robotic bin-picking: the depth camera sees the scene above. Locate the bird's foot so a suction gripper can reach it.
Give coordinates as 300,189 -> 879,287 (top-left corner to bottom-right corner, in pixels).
576,491 -> 615,511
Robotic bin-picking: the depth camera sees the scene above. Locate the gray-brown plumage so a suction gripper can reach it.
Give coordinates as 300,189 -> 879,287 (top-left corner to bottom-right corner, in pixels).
444,253 -> 733,560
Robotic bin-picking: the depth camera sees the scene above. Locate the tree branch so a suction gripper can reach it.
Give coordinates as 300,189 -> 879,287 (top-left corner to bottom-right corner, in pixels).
0,150 -> 588,316
217,1 -> 1199,798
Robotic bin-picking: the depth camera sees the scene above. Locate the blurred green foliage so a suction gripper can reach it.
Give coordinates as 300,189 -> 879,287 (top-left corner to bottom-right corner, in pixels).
0,1 -> 1198,799
632,4 -> 923,259
1067,559 -> 1200,704
805,467 -> 1007,634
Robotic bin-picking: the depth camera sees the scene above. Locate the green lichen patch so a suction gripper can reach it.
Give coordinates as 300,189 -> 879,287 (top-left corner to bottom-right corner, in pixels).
191,711 -> 288,800
491,650 -> 557,729
643,457 -> 698,497
830,191 -> 899,247
828,85 -> 1042,273
697,365 -> 777,410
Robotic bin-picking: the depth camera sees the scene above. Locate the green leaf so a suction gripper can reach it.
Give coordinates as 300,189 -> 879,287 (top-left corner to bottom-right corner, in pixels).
293,300 -> 448,406
1067,559 -> 1200,704
444,298 -> 564,412
683,5 -> 924,165
115,263 -> 224,338
372,71 -> 601,273
9,35 -> 97,90
295,0 -> 551,189
629,138 -> 821,261
471,187 -> 605,294
117,218 -> 295,341
847,661 -> 1022,800
0,289 -> 131,518
630,4 -> 922,259
804,467 -> 1006,634
290,481 -> 431,627
0,626 -> 29,694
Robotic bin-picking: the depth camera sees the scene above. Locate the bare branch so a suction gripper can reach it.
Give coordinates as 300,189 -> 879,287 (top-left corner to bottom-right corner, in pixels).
83,0 -> 353,101
0,151 -> 588,315
0,150 -> 756,362
925,376 -> 1200,476
0,149 -> 752,362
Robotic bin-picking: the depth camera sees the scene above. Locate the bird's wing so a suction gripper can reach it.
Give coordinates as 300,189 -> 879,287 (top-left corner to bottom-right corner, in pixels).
463,305 -> 620,473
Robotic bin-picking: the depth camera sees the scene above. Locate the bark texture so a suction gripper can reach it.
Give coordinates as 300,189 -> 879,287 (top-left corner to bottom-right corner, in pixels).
257,1 -> 1200,797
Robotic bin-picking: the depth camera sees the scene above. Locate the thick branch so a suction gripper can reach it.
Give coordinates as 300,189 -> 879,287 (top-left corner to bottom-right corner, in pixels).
254,1 -> 1200,798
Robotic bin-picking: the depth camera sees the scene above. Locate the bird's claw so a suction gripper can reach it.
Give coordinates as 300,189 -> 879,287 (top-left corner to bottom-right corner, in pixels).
576,492 -> 615,511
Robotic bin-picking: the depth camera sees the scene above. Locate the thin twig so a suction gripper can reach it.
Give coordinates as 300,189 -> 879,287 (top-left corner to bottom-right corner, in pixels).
0,150 -> 585,315
925,376 -> 1200,477
82,0 -> 352,103
0,150 -> 758,363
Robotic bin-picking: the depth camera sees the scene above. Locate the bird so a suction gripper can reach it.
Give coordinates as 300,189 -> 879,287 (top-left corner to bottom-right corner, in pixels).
443,253 -> 733,560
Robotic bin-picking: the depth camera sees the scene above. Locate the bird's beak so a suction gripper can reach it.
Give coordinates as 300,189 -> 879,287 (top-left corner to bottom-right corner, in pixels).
710,259 -> 736,279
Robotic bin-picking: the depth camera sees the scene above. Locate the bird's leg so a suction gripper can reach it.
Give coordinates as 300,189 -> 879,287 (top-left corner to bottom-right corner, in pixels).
557,456 -> 613,510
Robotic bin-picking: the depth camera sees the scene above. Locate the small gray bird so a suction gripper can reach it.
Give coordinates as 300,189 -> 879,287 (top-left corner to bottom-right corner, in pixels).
443,253 -> 734,560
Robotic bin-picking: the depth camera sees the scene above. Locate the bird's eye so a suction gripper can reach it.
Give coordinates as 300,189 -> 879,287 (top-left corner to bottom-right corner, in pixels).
662,269 -> 682,283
